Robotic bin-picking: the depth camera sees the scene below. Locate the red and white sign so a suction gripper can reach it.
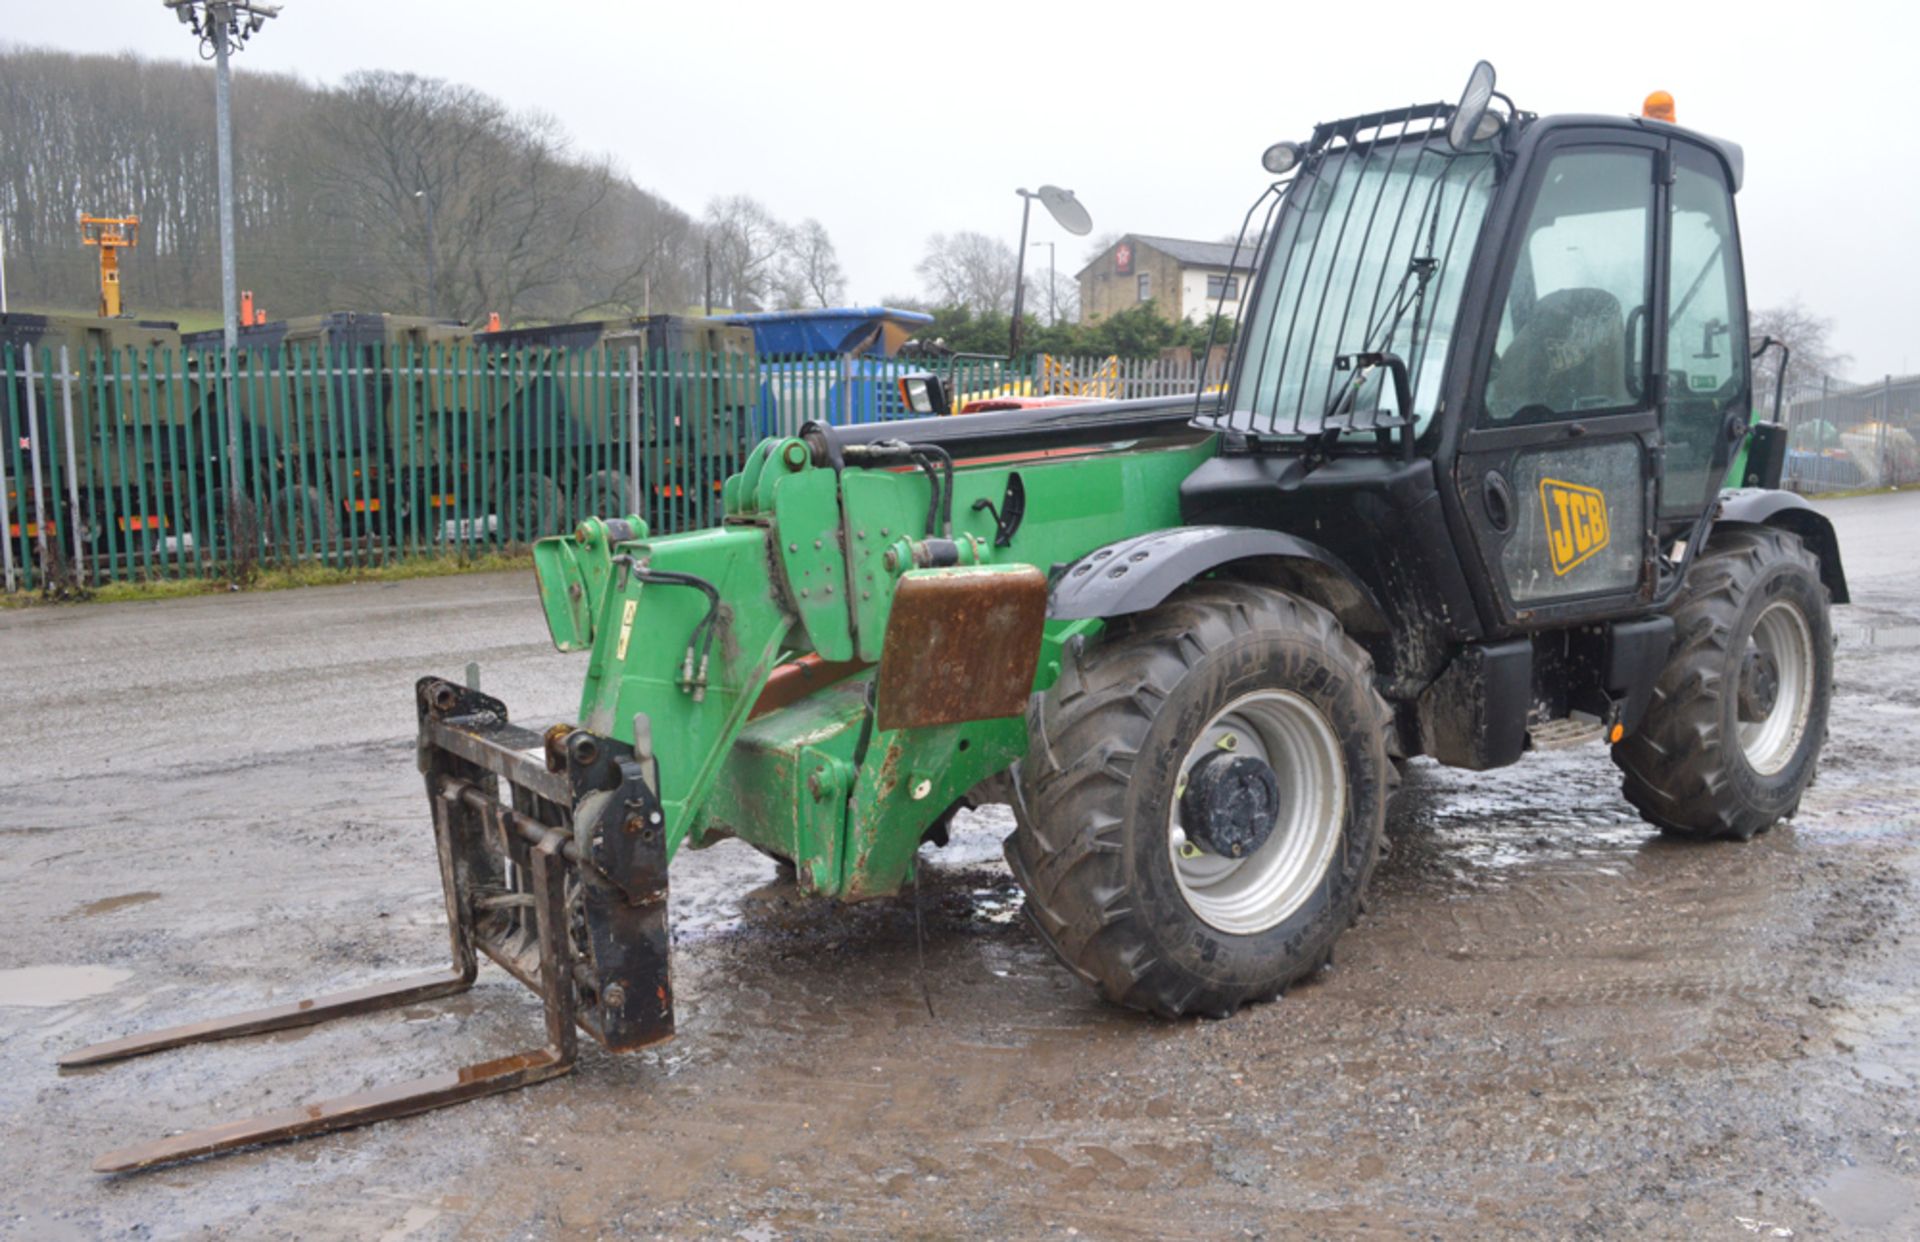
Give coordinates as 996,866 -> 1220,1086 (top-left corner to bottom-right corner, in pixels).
1114,242 -> 1132,274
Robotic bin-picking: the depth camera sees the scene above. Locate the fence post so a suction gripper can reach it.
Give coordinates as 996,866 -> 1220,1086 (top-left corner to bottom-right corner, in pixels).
1884,374 -> 1895,486
59,345 -> 85,584
23,347 -> 51,579
628,344 -> 642,513
0,346 -> 14,594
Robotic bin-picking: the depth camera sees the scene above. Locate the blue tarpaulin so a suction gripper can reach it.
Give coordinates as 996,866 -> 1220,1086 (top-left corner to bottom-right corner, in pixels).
720,307 -> 932,360
718,307 -> 938,435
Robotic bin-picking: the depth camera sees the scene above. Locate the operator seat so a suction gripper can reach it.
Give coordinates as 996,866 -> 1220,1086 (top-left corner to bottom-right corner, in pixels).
1487,287 -> 1628,420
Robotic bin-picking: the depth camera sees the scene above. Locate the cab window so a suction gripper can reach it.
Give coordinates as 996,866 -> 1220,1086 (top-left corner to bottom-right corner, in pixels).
1484,148 -> 1655,423
1661,147 -> 1746,515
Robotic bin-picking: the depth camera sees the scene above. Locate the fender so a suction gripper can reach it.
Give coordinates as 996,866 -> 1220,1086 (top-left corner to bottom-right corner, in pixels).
1048,525 -> 1389,636
1715,488 -> 1850,604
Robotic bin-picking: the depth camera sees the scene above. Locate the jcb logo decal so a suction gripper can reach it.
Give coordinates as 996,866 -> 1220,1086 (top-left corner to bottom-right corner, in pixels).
1540,478 -> 1610,575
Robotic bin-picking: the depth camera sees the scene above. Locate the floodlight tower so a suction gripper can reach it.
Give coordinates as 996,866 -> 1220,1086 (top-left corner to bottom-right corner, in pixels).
162,0 -> 280,526
163,0 -> 280,352
80,215 -> 140,318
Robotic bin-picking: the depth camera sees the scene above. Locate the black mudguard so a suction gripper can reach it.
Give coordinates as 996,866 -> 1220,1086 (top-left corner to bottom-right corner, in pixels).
1048,525 -> 1388,634
1715,488 -> 1849,604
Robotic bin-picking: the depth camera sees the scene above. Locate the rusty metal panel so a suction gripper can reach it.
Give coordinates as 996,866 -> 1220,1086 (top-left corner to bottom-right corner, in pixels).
874,565 -> 1048,732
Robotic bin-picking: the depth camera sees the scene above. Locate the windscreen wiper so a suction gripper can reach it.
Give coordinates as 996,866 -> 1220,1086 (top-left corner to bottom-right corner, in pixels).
1280,252 -> 1435,481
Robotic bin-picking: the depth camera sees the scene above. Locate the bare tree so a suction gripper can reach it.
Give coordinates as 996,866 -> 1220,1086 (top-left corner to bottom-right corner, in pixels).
703,195 -> 787,313
783,218 -> 846,308
1029,263 -> 1080,325
1751,299 -> 1852,406
916,231 -> 1019,314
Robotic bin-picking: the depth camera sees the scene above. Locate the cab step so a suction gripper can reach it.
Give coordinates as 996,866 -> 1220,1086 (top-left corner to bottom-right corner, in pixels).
1528,716 -> 1609,750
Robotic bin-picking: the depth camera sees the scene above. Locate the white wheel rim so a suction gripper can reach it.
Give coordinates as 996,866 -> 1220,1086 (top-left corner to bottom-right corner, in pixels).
1168,689 -> 1347,935
1739,599 -> 1815,776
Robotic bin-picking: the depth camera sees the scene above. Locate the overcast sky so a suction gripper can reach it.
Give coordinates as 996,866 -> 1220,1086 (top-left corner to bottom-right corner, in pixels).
7,0 -> 1914,377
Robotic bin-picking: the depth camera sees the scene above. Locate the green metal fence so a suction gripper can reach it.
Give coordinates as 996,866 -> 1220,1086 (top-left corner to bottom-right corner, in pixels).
1,343 -> 1041,594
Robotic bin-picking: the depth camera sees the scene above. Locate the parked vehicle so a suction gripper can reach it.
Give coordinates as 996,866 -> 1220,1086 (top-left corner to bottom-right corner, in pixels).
2,312 -> 183,570
68,65 -> 1848,1176
475,315 -> 758,538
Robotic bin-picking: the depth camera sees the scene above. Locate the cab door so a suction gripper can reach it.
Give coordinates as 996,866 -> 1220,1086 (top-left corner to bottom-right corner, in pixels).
1452,131 -> 1667,627
1658,142 -> 1750,521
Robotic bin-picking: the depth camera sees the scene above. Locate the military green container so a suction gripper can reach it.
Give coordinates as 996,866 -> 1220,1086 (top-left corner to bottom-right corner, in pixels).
182,312 -> 479,554
2,312 -> 184,565
474,315 -> 757,539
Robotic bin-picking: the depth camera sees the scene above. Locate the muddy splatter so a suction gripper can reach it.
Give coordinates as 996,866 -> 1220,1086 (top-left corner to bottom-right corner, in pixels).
68,891 -> 161,918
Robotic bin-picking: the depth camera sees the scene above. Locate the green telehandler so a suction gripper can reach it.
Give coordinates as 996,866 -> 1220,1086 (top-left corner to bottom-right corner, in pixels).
65,63 -> 1847,1172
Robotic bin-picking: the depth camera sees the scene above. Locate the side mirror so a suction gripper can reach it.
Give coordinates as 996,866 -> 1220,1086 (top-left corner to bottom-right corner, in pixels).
898,374 -> 952,418
1447,60 -> 1499,151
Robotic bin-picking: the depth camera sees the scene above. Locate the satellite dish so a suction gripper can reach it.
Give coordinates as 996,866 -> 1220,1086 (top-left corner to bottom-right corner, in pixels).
1036,185 -> 1092,237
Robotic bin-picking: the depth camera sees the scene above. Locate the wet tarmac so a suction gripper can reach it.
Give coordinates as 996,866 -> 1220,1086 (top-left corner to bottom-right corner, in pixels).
3,492 -> 1919,1238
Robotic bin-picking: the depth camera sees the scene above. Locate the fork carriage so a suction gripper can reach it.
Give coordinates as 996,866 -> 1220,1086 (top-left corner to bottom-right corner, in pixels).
62,676 -> 672,1173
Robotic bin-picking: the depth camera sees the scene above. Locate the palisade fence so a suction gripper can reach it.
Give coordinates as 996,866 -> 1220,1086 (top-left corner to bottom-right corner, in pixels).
1779,372 -> 1920,494
1,344 -> 1218,594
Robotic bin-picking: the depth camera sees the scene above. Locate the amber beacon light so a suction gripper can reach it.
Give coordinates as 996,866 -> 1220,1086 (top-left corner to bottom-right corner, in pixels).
1642,90 -> 1676,122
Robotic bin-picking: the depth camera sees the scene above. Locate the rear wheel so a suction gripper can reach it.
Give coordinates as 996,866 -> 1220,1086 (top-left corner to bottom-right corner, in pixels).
1007,581 -> 1390,1018
271,484 -> 339,559
575,469 -> 638,523
504,472 -> 567,542
1613,525 -> 1833,840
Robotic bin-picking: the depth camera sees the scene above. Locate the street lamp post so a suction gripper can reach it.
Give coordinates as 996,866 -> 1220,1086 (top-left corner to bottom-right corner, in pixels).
1008,186 -> 1090,360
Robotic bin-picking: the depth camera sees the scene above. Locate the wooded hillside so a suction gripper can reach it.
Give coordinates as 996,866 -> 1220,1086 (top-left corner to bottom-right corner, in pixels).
0,46 -> 708,323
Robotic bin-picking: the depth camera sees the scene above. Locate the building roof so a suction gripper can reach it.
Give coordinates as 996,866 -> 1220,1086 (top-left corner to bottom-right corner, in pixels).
1076,233 -> 1257,277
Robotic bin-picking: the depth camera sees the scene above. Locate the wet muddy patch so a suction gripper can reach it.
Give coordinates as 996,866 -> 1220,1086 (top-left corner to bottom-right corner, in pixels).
0,965 -> 131,1008
66,891 -> 161,919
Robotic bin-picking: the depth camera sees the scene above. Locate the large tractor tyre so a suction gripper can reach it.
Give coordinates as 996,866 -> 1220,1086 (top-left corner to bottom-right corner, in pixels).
1006,581 -> 1392,1019
1613,525 -> 1833,841
271,484 -> 340,559
575,469 -> 638,524
504,472 -> 568,542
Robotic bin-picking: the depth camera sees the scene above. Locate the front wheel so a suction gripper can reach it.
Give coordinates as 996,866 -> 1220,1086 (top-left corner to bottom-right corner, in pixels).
1007,581 -> 1391,1018
1613,525 -> 1833,840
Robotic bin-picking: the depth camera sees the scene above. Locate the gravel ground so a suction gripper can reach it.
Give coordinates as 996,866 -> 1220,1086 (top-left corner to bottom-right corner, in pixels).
2,492 -> 1917,1239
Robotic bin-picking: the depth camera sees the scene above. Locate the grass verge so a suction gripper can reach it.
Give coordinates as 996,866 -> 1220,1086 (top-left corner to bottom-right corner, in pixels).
2,550 -> 534,609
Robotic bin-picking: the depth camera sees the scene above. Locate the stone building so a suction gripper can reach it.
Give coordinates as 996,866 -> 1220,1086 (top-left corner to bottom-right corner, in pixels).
1077,234 -> 1256,326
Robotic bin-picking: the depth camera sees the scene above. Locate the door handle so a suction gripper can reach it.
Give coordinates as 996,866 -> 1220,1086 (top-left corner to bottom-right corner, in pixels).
1482,471 -> 1514,533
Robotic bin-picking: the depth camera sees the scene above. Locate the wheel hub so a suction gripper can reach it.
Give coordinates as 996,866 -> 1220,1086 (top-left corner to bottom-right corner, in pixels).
1179,751 -> 1281,859
1738,646 -> 1780,722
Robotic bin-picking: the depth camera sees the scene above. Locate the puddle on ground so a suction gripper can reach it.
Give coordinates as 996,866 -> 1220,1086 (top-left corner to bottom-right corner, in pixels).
69,891 -> 161,918
1813,1163 -> 1916,1230
0,965 -> 132,1008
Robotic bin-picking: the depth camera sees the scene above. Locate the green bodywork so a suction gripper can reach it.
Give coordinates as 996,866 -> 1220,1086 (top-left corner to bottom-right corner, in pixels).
532,428 -> 1215,900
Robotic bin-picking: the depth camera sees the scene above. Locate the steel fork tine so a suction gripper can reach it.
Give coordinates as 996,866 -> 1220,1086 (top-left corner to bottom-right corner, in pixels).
59,968 -> 474,1068
91,1046 -> 574,1174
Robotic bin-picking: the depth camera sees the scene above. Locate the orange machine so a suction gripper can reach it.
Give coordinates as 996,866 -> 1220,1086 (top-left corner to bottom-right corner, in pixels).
79,214 -> 140,318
